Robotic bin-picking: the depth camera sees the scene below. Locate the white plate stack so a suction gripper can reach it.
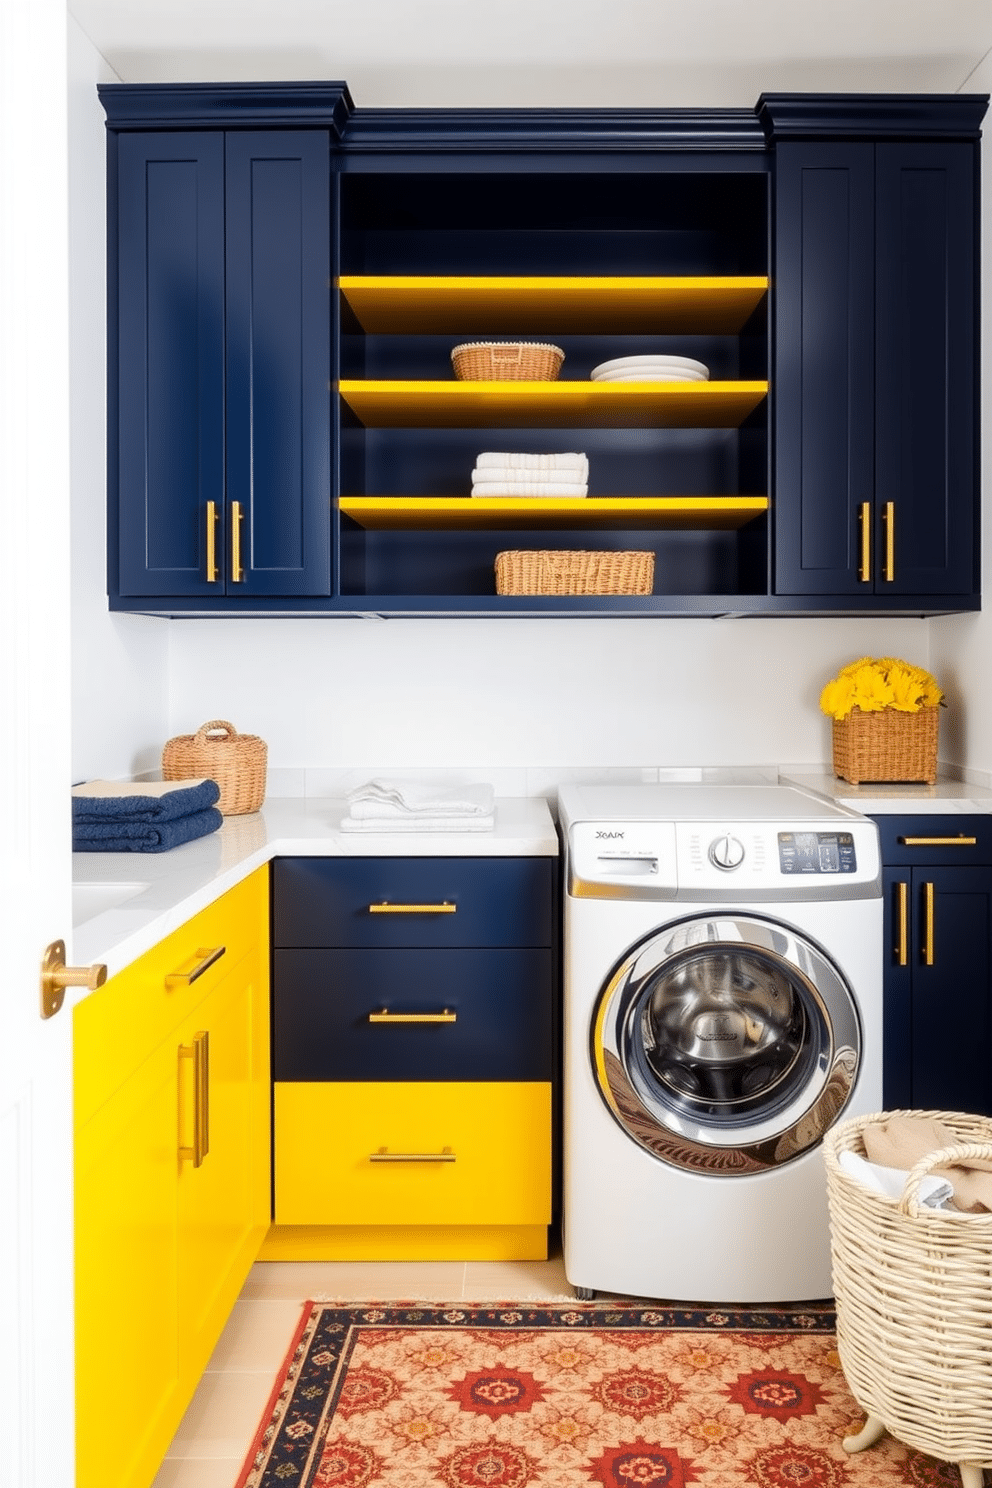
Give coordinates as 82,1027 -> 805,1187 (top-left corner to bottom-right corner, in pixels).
589,354 -> 710,383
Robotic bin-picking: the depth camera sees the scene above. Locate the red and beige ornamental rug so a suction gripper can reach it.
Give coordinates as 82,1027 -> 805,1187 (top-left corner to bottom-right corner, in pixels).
235,1302 -> 977,1488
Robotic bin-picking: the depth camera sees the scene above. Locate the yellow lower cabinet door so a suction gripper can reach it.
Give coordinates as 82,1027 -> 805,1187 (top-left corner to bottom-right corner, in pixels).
75,1036 -> 180,1488
274,1082 -> 551,1226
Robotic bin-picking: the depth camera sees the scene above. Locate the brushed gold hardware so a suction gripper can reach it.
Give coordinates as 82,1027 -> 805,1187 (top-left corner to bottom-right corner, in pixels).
369,901 -> 456,914
923,881 -> 935,967
883,500 -> 895,582
368,1008 -> 457,1024
899,836 -> 977,848
895,881 -> 908,967
40,940 -> 107,1020
231,500 -> 244,582
165,945 -> 226,989
369,1146 -> 456,1163
858,502 -> 872,583
179,1030 -> 210,1167
205,500 -> 219,583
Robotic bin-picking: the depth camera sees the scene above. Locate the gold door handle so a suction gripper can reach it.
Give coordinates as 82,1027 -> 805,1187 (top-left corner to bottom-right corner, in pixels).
368,1008 -> 457,1024
899,836 -> 977,848
369,901 -> 456,914
206,500 -> 219,583
369,1146 -> 455,1163
165,945 -> 226,989
895,880 -> 909,967
39,940 -> 107,1019
882,500 -> 895,582
179,1030 -> 210,1167
231,500 -> 244,582
858,501 -> 872,583
923,881 -> 935,967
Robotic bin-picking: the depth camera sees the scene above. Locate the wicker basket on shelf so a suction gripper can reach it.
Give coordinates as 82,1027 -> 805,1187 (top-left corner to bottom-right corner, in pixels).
832,706 -> 938,785
823,1110 -> 992,1487
451,341 -> 564,381
495,549 -> 654,596
162,719 -> 267,815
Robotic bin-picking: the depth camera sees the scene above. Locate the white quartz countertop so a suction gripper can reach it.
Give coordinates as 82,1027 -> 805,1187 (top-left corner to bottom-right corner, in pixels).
781,770 -> 992,815
72,796 -> 559,979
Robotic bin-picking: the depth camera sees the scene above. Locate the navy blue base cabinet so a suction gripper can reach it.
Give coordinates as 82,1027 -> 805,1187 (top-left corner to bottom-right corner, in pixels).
100,85 -> 986,617
873,815 -> 992,1118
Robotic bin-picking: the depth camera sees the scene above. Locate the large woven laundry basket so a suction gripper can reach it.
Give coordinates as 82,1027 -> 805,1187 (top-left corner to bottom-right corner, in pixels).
823,1110 -> 992,1488
162,719 -> 267,815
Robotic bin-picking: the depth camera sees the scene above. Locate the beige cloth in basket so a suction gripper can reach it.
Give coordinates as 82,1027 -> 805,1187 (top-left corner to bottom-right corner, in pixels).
863,1113 -> 992,1213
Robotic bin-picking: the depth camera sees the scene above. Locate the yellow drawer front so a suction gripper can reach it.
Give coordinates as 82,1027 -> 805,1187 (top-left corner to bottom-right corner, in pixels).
75,865 -> 268,1128
274,1081 -> 551,1227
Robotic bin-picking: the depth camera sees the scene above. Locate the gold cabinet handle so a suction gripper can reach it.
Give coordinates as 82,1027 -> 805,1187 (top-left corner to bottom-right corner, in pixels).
369,901 -> 456,914
898,836 -> 977,848
231,500 -> 244,582
883,500 -> 895,583
858,501 -> 872,583
923,881 -> 935,967
368,1008 -> 457,1024
165,945 -> 226,989
179,1030 -> 210,1167
206,500 -> 219,583
39,940 -> 107,1020
895,880 -> 908,967
369,1146 -> 455,1163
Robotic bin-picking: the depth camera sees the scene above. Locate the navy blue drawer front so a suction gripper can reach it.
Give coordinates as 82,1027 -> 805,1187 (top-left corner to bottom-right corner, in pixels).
272,857 -> 554,948
273,947 -> 553,1080
870,814 -> 992,866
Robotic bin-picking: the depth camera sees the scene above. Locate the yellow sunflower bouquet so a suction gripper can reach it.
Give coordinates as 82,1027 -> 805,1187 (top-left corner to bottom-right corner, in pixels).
820,657 -> 943,785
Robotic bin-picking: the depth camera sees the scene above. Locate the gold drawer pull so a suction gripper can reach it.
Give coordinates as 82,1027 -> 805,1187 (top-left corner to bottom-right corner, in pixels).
923,881 -> 935,967
368,1008 -> 457,1024
231,500 -> 245,582
165,945 -> 226,989
178,1030 -> 210,1167
369,901 -> 456,914
882,500 -> 896,582
895,880 -> 908,967
898,836 -> 977,848
369,1146 -> 455,1163
858,501 -> 871,583
205,500 -> 219,583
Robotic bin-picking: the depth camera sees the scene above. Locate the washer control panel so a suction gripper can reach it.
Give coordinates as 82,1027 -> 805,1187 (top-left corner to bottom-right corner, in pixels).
708,833 -> 746,870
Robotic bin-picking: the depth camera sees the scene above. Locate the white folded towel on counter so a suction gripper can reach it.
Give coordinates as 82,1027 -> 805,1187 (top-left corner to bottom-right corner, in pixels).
346,778 -> 495,818
471,481 -> 588,498
472,464 -> 587,485
341,812 -> 495,833
476,451 -> 588,478
838,1149 -> 954,1210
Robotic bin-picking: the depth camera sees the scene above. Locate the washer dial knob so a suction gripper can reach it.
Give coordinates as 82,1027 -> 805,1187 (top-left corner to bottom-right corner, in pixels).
709,833 -> 745,870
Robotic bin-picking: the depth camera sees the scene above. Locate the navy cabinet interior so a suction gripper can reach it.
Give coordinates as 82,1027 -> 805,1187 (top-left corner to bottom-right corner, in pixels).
872,814 -> 992,1117
101,85 -> 986,618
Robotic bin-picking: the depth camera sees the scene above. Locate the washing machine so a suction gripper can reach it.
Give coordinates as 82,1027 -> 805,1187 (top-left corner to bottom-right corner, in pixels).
559,782 -> 883,1304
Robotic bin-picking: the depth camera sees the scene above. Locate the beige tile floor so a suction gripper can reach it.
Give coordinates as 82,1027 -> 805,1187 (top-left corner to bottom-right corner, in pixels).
151,1249 -> 577,1488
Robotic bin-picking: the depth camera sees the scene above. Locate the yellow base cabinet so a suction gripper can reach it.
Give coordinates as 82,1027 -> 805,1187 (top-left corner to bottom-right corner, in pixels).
73,867 -> 270,1488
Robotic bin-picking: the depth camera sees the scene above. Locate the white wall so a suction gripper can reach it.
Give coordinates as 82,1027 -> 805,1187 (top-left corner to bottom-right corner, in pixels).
68,15 -> 169,782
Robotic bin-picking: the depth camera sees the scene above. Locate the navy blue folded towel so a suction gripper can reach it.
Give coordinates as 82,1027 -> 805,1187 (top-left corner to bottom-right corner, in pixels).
72,806 -> 223,854
71,778 -> 220,824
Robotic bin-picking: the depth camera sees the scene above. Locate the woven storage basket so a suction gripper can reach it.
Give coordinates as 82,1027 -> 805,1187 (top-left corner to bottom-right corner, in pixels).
495,549 -> 655,596
832,705 -> 938,784
162,719 -> 267,816
451,341 -> 564,381
823,1110 -> 992,1486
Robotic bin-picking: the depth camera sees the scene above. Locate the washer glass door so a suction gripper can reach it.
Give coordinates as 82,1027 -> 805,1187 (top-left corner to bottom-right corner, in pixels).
592,913 -> 861,1174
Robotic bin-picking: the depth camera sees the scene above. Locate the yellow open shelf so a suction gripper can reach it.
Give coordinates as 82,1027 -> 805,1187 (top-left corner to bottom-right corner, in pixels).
338,275 -> 769,334
339,497 -> 769,532
338,379 -> 768,429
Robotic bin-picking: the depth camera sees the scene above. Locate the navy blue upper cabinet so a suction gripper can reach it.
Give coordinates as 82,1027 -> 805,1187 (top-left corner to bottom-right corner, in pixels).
765,96 -> 985,604
111,121 -> 332,600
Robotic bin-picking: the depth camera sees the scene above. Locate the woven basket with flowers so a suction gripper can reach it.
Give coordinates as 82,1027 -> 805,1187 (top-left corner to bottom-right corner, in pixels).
820,657 -> 944,785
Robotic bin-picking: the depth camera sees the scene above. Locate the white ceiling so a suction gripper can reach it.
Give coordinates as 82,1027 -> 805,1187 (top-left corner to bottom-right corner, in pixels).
69,0 -> 992,107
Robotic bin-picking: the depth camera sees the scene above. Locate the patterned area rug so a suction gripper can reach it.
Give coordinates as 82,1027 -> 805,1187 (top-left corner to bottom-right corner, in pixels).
236,1301 -> 977,1488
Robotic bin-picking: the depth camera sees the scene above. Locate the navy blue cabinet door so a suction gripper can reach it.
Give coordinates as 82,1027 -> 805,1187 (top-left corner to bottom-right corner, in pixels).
225,133 -> 331,596
774,141 -> 977,599
117,133 -> 225,597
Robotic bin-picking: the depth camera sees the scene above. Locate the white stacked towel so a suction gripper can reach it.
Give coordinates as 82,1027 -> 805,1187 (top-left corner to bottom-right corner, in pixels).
471,451 -> 588,498
340,779 -> 495,833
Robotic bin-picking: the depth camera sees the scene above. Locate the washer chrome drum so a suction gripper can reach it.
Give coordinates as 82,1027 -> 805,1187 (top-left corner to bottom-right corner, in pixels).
592,913 -> 861,1174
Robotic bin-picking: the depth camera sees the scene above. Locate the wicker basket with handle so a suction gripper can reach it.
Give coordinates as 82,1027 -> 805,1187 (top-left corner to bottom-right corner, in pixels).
823,1110 -> 992,1488
495,549 -> 654,596
451,341 -> 564,381
832,705 -> 938,784
162,719 -> 267,816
